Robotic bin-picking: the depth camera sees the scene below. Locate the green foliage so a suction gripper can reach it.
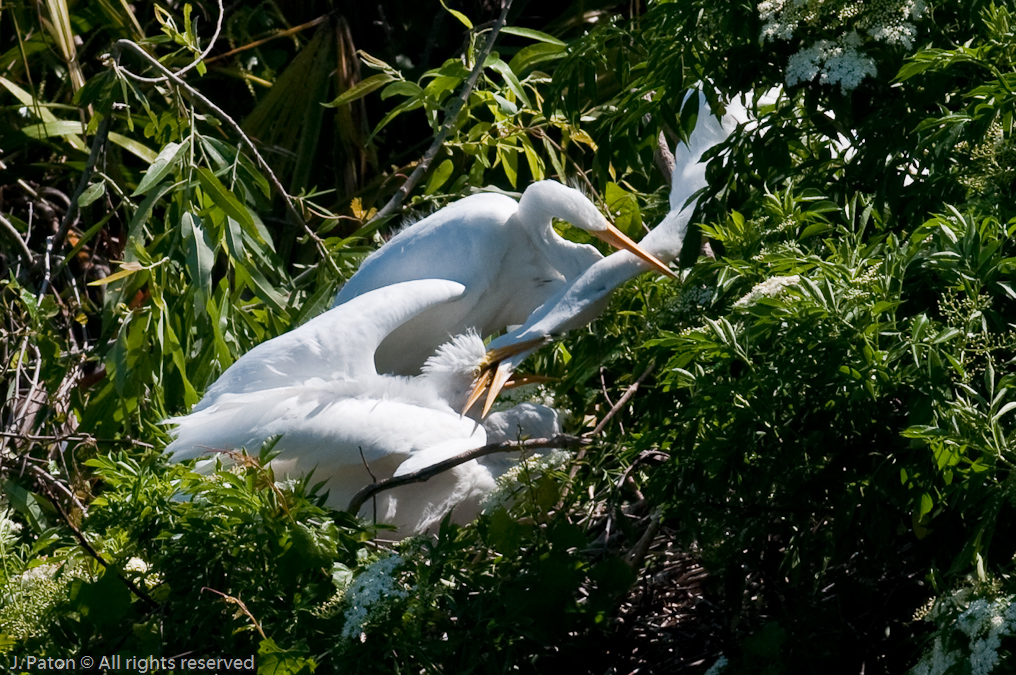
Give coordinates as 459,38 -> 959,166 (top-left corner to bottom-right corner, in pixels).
4,0 -> 1016,673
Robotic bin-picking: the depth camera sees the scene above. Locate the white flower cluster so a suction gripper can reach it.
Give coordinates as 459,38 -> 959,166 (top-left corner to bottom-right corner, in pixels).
733,275 -> 801,308
786,34 -> 878,95
759,0 -> 927,92
911,595 -> 1016,675
0,561 -> 92,639
670,284 -> 716,320
340,554 -> 410,640
481,448 -> 573,511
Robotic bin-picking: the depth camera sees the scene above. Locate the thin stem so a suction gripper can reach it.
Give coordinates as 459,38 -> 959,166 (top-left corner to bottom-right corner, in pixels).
369,0 -> 514,224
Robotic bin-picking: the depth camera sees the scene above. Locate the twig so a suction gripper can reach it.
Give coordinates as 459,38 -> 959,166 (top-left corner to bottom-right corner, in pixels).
204,14 -> 329,64
624,507 -> 662,570
585,360 -> 656,439
347,434 -> 588,515
556,362 -> 658,508
0,213 -> 33,266
51,498 -> 159,610
0,430 -> 154,449
201,587 -> 267,640
122,0 -> 225,83
51,114 -> 110,259
111,40 -> 330,262
369,0 -> 514,224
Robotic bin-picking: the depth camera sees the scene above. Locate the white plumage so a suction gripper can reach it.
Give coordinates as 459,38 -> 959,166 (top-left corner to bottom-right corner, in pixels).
166,279 -> 559,535
332,180 -> 676,375
473,90 -> 746,406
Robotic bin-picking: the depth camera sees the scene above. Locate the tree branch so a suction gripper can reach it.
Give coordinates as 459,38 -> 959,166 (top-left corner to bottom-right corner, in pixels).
369,0 -> 514,224
346,433 -> 588,515
0,212 -> 33,266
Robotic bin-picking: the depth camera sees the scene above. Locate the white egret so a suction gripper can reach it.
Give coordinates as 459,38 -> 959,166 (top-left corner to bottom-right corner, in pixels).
333,180 -> 677,375
165,279 -> 559,535
468,90 -> 747,413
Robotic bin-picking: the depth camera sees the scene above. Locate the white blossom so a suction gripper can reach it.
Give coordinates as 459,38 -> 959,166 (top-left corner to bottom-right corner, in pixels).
786,36 -> 877,94
911,594 -> 1016,675
0,506 -> 22,549
733,275 -> 800,308
341,554 -> 411,640
758,0 -> 925,91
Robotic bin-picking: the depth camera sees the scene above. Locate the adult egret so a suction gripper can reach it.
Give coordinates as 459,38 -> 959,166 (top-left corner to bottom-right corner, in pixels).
333,180 -> 677,375
165,279 -> 559,535
468,90 -> 747,413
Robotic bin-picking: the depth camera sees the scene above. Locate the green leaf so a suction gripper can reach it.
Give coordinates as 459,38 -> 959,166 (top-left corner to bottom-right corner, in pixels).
323,73 -> 395,108
508,42 -> 566,75
487,58 -> 531,108
181,212 -> 215,295
500,26 -> 566,46
605,182 -> 642,237
196,167 -> 258,236
258,638 -> 317,675
77,180 -> 106,207
425,159 -> 455,195
439,0 -> 473,29
132,139 -> 189,196
1,480 -> 49,532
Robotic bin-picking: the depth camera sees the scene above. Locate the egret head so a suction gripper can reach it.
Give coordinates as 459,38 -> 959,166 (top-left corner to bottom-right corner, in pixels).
517,180 -> 677,279
421,331 -> 488,410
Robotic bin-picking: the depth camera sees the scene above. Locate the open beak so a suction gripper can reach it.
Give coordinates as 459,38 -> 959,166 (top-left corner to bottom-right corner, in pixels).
462,337 -> 547,417
595,223 -> 677,279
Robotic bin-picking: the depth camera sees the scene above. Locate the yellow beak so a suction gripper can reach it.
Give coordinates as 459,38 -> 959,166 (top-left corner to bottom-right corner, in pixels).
594,223 -> 677,279
462,337 -> 548,417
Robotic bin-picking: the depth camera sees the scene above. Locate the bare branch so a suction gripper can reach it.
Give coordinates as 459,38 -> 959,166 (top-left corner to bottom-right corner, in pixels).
585,361 -> 656,439
51,114 -> 110,257
0,212 -> 33,266
369,0 -> 515,224
346,433 -> 589,515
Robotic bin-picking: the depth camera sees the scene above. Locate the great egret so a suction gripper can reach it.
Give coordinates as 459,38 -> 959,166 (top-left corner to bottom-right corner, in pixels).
333,180 -> 677,375
165,279 -> 559,535
468,91 -> 747,413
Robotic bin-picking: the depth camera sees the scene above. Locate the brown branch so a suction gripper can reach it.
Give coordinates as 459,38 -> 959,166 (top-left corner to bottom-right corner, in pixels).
369,0 -> 514,224
51,113 -> 110,258
585,360 -> 656,439
201,587 -> 267,640
346,434 -> 589,515
204,15 -> 330,65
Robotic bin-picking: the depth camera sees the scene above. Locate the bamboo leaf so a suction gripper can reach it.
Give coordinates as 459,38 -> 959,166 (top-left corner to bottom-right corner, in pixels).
323,73 -> 396,108
196,167 -> 257,235
132,140 -> 189,196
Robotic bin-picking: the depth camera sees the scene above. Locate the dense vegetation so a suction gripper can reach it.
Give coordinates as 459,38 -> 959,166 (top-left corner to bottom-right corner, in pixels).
1,0 -> 1015,673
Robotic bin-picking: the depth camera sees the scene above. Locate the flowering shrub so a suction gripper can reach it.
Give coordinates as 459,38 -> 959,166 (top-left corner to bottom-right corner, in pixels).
760,0 -> 928,91
912,592 -> 1016,675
